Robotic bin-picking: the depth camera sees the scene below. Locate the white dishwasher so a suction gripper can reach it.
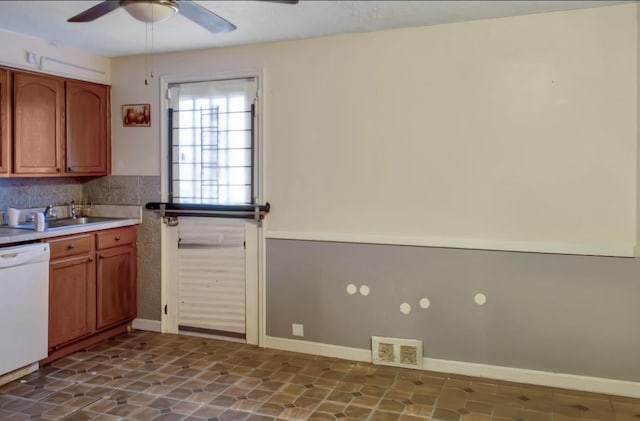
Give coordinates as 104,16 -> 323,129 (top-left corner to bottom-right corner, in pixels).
0,242 -> 50,376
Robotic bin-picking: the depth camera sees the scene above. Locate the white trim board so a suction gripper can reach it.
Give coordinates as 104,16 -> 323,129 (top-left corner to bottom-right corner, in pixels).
265,230 -> 636,257
132,318 -> 162,333
263,336 -> 640,398
132,318 -> 246,343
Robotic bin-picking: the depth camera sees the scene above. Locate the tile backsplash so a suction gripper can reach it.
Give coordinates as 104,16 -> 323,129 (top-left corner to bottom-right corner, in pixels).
0,175 -> 162,321
0,177 -> 84,211
0,175 -> 160,216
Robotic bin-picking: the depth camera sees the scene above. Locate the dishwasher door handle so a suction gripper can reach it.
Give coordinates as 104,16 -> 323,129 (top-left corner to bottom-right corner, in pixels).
0,246 -> 46,268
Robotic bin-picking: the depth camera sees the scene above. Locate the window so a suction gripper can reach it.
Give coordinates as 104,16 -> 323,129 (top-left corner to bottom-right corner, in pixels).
168,78 -> 257,206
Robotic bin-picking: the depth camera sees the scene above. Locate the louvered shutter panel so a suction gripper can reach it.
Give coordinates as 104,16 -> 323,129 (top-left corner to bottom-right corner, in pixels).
177,218 -> 245,335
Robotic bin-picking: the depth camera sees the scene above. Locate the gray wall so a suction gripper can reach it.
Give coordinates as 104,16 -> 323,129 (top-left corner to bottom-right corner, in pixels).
0,175 -> 162,321
266,239 -> 640,382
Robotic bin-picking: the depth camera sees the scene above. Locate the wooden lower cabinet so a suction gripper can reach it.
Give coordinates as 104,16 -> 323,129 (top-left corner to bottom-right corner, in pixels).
44,226 -> 136,363
49,255 -> 96,348
97,244 -> 136,330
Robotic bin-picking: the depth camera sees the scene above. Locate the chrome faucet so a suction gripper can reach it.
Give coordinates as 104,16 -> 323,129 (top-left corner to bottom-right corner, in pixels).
69,200 -> 76,219
43,204 -> 56,220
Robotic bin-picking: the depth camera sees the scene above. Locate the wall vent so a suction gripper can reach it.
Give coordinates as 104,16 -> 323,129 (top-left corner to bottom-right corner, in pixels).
371,336 -> 423,369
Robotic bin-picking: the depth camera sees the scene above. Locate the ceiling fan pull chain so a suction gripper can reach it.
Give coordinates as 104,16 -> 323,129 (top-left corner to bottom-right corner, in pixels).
144,21 -> 149,85
150,18 -> 155,80
143,13 -> 155,85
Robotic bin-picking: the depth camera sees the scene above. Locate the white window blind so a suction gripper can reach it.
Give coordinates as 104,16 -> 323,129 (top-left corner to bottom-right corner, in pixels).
168,78 -> 257,206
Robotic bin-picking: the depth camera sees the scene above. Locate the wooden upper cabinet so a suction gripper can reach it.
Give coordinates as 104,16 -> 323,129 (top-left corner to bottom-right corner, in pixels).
66,81 -> 110,175
13,72 -> 65,175
0,68 -> 10,175
9,69 -> 110,177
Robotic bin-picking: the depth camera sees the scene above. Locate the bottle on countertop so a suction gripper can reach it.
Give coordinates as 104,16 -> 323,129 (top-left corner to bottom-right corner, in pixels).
35,212 -> 45,232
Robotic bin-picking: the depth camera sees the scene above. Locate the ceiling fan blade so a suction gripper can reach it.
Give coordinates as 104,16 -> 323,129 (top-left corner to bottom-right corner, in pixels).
177,1 -> 236,33
67,0 -> 120,22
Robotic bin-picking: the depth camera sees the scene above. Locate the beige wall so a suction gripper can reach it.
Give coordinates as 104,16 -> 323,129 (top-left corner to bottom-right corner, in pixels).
111,4 -> 638,256
108,4 -> 640,386
637,3 -> 640,256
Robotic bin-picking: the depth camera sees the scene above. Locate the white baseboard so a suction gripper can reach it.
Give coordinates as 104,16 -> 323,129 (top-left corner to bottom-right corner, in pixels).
263,336 -> 640,398
132,318 -> 162,332
421,357 -> 640,398
265,336 -> 371,362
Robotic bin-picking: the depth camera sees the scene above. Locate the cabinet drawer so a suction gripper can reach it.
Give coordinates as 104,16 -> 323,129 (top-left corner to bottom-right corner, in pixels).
49,234 -> 94,260
96,227 -> 136,250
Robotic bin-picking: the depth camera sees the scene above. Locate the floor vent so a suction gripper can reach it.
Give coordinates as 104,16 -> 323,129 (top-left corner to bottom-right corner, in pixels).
371,336 -> 423,369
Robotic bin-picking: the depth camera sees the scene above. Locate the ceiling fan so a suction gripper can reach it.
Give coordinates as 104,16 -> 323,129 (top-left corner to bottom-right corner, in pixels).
68,0 -> 299,34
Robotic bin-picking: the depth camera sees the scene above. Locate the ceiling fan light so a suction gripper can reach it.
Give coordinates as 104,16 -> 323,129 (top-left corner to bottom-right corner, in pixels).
121,0 -> 179,23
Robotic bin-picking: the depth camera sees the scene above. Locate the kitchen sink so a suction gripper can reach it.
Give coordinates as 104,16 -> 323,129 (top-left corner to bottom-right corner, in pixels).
13,217 -> 116,231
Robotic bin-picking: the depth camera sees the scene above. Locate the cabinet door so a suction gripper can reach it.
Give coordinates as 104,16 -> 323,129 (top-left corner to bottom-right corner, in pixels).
0,68 -> 10,174
96,245 -> 136,330
49,255 -> 96,349
66,81 -> 110,175
13,72 -> 65,175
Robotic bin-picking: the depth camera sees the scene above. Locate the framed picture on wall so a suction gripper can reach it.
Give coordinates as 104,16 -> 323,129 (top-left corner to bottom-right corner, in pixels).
122,104 -> 151,127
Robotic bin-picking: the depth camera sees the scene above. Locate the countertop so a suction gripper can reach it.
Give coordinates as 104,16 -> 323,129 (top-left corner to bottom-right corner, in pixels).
0,205 -> 142,246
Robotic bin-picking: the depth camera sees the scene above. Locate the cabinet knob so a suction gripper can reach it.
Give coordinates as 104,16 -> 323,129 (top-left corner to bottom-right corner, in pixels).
56,168 -> 61,172
88,256 -> 94,262
68,167 -> 73,172
67,243 -> 75,249
115,236 -> 121,241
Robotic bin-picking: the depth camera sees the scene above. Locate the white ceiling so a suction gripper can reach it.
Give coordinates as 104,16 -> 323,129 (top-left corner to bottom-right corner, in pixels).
0,0 -> 633,57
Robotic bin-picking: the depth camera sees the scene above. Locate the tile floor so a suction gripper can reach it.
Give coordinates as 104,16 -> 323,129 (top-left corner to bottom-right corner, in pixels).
0,330 -> 638,421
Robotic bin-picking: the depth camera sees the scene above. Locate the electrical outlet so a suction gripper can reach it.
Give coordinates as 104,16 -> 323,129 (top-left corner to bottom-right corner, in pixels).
292,323 -> 304,337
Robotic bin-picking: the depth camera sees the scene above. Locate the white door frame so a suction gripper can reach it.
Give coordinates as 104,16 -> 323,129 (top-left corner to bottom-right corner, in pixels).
158,70 -> 265,346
